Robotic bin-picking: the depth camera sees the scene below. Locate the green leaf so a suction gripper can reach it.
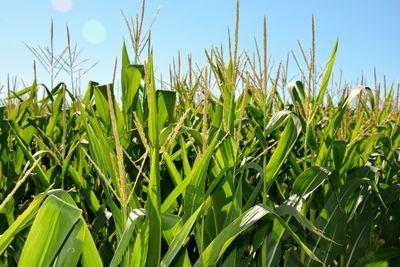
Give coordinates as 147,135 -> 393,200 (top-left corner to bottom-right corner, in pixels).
264,110 -> 292,137
18,195 -> 82,267
183,128 -> 221,219
109,209 -> 146,267
265,166 -> 332,266
316,86 -> 369,165
304,180 -> 365,266
45,84 -> 65,137
288,81 -> 306,122
80,219 -> 103,267
316,39 -> 338,106
194,204 -> 323,267
0,194 -> 46,256
10,122 -> 49,188
52,218 -> 85,267
344,197 -> 374,267
157,90 -> 176,130
123,64 -> 142,114
161,200 -> 209,267
292,166 -> 332,199
264,116 -> 301,194
145,55 -> 162,267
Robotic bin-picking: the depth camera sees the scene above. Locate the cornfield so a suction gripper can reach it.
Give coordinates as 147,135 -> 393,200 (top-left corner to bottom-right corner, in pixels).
1,1 -> 400,266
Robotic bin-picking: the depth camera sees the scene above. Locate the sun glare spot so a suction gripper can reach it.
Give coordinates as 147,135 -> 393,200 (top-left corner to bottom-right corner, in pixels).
50,0 -> 73,13
82,20 -> 106,45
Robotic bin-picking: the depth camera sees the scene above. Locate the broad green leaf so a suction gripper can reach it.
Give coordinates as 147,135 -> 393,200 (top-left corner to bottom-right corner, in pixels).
157,90 -> 176,130
264,116 -> 301,194
123,64 -> 141,112
288,81 -> 306,123
18,195 -> 82,267
0,193 -> 46,256
304,180 -> 366,266
80,219 -> 103,267
10,122 -> 49,188
53,218 -> 85,267
183,128 -> 221,219
264,110 -> 292,137
7,84 -> 36,99
344,196 -> 374,267
292,166 -> 332,199
131,222 -> 149,267
266,166 -> 332,266
161,131 -> 221,215
161,200 -> 209,267
82,81 -> 99,105
45,84 -> 65,136
145,55 -> 162,267
194,204 -> 323,267
163,152 -> 183,187
109,209 -> 146,267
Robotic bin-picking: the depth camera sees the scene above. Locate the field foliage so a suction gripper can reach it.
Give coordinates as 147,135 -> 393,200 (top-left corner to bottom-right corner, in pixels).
1,2 -> 400,266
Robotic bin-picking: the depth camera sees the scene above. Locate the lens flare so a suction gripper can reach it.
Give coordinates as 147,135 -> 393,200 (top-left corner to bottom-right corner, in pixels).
82,20 -> 106,45
50,0 -> 73,13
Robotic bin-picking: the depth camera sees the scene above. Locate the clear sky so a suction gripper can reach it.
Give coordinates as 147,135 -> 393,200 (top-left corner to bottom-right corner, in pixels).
1,0 -> 399,95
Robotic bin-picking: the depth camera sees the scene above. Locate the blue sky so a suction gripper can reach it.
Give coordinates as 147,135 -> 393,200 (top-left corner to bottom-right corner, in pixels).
0,0 -> 399,95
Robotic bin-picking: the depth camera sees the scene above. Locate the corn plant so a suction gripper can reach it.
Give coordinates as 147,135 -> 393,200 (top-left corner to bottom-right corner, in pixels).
1,1 -> 400,266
